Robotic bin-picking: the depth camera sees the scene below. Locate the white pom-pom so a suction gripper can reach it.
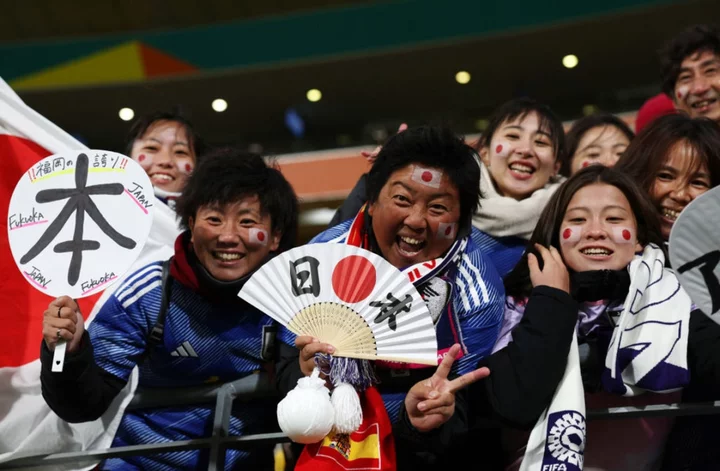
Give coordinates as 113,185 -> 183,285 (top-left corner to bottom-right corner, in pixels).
331,382 -> 363,434
277,368 -> 335,444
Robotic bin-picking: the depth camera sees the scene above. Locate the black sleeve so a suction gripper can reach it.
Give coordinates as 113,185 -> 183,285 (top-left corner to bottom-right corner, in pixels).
328,174 -> 368,228
275,341 -> 304,395
40,332 -> 127,423
687,308 -> 720,397
474,285 -> 579,429
393,384 -> 471,459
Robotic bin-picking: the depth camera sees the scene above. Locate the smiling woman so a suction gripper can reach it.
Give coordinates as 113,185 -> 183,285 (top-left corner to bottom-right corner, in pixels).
614,113 -> 720,241
495,165 -> 720,470
124,110 -> 206,210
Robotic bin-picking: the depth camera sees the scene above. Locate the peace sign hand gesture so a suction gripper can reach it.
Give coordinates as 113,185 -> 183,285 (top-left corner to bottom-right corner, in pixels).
404,344 -> 490,432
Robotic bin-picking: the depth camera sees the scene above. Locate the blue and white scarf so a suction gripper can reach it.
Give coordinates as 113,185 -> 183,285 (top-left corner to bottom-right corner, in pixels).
521,243 -> 692,471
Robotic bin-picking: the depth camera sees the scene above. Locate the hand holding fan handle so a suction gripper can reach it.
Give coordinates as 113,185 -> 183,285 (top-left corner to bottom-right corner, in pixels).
404,344 -> 490,432
42,296 -> 85,372
296,335 -> 335,378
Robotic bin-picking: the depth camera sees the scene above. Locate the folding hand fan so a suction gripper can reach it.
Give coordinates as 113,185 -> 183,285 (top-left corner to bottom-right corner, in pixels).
670,186 -> 720,324
239,243 -> 438,365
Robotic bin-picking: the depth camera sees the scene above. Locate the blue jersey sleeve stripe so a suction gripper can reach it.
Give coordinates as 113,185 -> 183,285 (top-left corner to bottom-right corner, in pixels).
115,263 -> 163,301
120,280 -> 162,309
460,255 -> 491,303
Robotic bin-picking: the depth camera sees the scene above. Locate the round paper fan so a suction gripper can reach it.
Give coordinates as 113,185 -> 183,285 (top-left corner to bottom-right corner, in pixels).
239,243 -> 438,365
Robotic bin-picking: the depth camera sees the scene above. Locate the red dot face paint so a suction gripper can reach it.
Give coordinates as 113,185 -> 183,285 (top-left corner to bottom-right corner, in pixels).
560,227 -> 581,244
496,144 -> 503,154
421,171 -> 433,182
611,227 -> 635,244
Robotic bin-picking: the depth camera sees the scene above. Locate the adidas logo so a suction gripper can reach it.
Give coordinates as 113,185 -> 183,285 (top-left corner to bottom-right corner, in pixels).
170,341 -> 198,358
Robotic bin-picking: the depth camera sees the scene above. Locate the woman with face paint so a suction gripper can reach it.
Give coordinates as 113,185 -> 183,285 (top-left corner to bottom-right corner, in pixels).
124,111 -> 205,210
471,97 -> 567,277
560,113 -> 635,176
493,165 -> 720,471
276,125 -> 510,470
614,113 -> 720,242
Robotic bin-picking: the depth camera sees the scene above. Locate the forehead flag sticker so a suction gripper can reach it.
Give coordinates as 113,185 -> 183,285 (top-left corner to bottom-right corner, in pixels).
670,186 -> 720,322
249,227 -> 268,246
7,150 -> 154,299
411,166 -> 442,189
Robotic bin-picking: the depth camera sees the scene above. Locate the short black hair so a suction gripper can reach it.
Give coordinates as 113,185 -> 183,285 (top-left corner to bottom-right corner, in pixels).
366,125 -> 481,229
176,147 -> 299,252
561,113 -> 635,176
124,109 -> 206,160
659,24 -> 720,97
478,97 -> 566,162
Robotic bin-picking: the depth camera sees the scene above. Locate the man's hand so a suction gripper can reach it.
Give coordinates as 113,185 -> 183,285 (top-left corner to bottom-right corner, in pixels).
42,296 -> 84,353
404,344 -> 490,432
295,335 -> 335,377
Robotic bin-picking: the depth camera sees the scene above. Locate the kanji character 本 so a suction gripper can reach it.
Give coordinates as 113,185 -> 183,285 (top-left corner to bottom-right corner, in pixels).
289,256 -> 321,296
370,293 -> 412,331
19,153 -> 136,286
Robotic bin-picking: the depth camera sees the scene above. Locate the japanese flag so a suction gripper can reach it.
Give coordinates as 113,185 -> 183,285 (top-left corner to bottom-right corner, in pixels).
0,78 -> 179,468
410,166 -> 442,189
249,228 -> 268,246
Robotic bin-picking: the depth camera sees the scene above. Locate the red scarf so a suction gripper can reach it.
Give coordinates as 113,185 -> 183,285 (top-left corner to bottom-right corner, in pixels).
295,387 -> 396,471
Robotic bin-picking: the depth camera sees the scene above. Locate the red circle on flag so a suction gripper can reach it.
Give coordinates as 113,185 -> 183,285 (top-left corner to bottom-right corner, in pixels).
495,144 -> 503,154
332,255 -> 376,304
421,171 -> 433,182
582,161 -> 590,168
185,163 -> 193,173
677,92 -> 682,99
622,229 -> 631,240
444,225 -> 452,236
138,154 -> 145,162
257,231 -> 266,242
563,228 -> 572,240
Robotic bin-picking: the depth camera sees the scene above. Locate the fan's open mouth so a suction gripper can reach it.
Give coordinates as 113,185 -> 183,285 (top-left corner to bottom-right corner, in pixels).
396,235 -> 425,256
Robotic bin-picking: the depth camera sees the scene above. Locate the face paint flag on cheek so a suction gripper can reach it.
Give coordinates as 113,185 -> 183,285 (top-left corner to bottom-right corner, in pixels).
676,86 -> 690,101
178,161 -> 194,175
560,226 -> 582,244
248,228 -> 268,246
611,226 -> 635,244
410,166 -> 442,189
136,153 -> 153,170
493,142 -> 512,158
437,222 -> 456,240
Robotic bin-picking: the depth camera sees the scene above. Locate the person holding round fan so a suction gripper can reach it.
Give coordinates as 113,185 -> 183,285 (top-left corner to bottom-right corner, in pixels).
494,165 -> 720,470
39,147 -> 298,470
275,125 -> 584,470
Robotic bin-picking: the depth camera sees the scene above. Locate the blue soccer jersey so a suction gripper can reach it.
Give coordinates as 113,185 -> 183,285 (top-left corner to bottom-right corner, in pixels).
88,261 -> 277,470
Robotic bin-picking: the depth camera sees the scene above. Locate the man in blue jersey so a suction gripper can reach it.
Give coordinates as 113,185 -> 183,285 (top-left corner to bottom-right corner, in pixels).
276,125 -> 506,470
40,147 -> 298,470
